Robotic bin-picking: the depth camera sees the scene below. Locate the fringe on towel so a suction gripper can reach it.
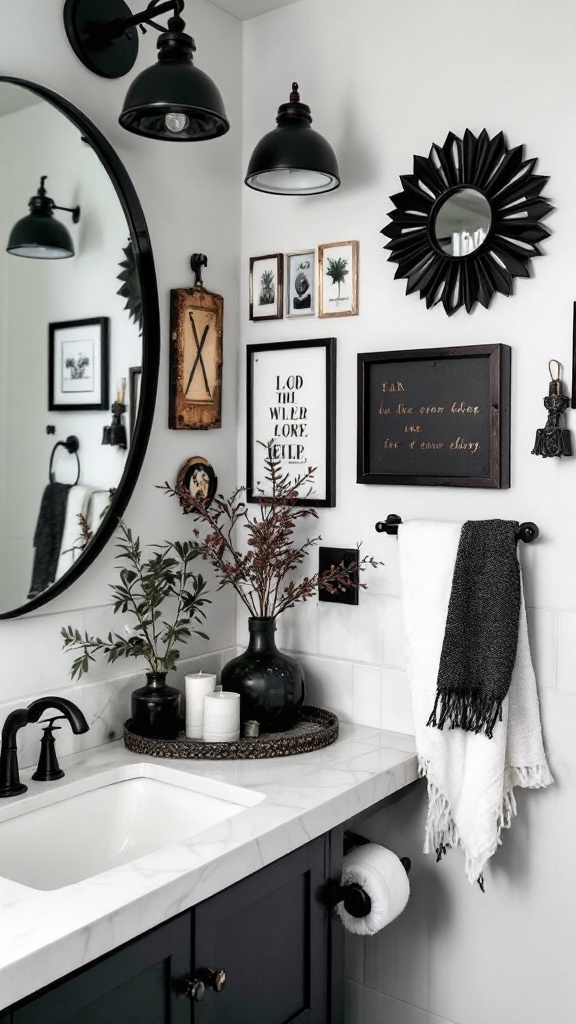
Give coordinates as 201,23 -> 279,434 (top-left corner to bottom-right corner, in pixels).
418,756 -> 554,885
426,689 -> 504,739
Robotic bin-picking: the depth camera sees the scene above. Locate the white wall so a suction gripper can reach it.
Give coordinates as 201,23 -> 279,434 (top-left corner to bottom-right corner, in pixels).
242,2 -> 576,1023
0,0 -> 243,746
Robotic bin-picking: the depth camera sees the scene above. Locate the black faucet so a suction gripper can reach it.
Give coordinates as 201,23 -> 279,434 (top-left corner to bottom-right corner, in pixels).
0,697 -> 89,798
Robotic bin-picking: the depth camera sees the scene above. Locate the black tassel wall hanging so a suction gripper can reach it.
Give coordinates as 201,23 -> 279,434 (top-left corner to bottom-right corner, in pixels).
532,360 -> 573,458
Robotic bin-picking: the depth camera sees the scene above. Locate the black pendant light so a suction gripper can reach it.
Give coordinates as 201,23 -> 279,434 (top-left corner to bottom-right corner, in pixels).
6,176 -> 80,260
64,0 -> 229,142
245,83 -> 340,195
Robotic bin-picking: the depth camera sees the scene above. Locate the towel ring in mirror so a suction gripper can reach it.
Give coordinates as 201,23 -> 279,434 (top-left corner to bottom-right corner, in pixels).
381,129 -> 553,316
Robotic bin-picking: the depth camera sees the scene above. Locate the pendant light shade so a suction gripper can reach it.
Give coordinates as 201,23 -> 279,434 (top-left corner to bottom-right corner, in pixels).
245,84 -> 340,196
6,177 -> 80,260
64,0 -> 229,142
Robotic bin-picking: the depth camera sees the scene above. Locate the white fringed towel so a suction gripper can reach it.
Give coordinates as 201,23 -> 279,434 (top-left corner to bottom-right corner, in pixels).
398,519 -> 554,884
335,844 -> 410,935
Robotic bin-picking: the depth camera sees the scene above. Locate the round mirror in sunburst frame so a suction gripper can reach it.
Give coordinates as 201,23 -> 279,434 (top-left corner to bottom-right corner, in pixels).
381,129 -> 553,316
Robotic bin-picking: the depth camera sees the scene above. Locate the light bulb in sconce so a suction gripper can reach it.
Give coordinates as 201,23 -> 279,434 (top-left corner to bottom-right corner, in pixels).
165,112 -> 190,134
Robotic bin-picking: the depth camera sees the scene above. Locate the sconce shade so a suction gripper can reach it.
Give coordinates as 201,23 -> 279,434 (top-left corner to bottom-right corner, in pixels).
245,84 -> 340,195
6,177 -> 80,259
119,44 -> 229,141
64,0 -> 229,142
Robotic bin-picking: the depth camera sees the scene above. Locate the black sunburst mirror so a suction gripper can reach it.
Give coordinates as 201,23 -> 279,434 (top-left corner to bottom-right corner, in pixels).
382,129 -> 553,316
117,240 -> 143,335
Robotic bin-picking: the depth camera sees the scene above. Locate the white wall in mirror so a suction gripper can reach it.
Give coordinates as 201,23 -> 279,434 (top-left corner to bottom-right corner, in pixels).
0,0 -> 242,727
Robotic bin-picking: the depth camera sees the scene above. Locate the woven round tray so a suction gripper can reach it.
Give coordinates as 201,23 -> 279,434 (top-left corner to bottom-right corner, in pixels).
123,706 -> 338,760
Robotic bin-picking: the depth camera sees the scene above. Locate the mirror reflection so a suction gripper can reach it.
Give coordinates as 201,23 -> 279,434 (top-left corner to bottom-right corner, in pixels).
0,82 -> 143,615
433,187 -> 492,257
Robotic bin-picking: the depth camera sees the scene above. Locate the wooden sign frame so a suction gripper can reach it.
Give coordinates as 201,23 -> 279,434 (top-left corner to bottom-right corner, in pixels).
169,287 -> 223,430
357,343 -> 510,488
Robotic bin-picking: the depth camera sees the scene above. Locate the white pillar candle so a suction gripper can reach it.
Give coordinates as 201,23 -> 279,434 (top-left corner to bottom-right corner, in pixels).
185,672 -> 217,739
202,691 -> 240,742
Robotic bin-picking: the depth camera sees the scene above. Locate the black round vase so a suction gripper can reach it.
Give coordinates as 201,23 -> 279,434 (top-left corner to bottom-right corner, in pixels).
131,671 -> 181,740
221,617 -> 305,733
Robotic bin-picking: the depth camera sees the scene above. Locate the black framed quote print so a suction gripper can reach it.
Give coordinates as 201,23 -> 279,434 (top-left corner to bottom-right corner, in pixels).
247,337 -> 336,507
357,344 -> 511,488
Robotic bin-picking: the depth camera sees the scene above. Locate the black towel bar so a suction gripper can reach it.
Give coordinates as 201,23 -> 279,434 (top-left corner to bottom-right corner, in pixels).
375,514 -> 539,544
49,435 -> 80,485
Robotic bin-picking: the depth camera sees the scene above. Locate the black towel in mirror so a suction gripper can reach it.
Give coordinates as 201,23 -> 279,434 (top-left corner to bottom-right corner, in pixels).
27,483 -> 71,599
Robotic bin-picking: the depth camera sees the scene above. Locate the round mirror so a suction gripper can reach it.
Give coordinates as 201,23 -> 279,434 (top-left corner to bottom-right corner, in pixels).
0,77 -> 159,618
433,188 -> 492,257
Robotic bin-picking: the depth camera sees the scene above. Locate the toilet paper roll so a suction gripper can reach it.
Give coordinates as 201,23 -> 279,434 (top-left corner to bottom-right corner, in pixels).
335,844 -> 410,936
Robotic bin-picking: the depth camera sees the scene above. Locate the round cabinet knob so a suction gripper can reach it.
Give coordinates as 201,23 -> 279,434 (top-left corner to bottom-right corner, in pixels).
177,977 -> 206,1002
198,967 -> 227,993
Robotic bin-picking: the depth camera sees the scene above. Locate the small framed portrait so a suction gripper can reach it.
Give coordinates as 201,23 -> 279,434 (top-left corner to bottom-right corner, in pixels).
48,317 -> 109,411
318,240 -> 359,318
249,253 -> 283,321
176,456 -> 218,508
285,249 -> 316,317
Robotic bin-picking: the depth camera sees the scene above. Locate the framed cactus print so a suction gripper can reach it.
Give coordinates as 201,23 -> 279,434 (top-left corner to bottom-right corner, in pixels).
318,240 -> 359,318
249,253 -> 283,321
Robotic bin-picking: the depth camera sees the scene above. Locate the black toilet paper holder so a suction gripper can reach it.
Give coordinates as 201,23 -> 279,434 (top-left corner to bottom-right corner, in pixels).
330,832 -> 411,919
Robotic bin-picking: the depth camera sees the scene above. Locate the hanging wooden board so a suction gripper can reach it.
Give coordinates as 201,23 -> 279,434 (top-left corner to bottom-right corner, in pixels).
169,286 -> 223,429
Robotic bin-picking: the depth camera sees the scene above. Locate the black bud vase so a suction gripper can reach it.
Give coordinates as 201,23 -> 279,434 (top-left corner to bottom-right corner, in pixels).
221,617 -> 305,733
131,671 -> 181,740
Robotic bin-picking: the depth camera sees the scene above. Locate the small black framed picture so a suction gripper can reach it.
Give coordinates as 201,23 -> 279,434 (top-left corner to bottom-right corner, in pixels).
48,317 -> 109,411
247,337 -> 336,507
249,254 -> 283,320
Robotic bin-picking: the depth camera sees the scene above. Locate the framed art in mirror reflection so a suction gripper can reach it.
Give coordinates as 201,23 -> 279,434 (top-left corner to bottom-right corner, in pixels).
48,317 -> 109,411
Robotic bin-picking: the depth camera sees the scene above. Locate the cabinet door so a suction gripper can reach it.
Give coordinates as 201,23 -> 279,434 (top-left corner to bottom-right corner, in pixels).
193,837 -> 330,1024
11,913 -> 192,1024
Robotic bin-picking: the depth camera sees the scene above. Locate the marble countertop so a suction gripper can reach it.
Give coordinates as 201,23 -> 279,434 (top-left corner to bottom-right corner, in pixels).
0,723 -> 418,1010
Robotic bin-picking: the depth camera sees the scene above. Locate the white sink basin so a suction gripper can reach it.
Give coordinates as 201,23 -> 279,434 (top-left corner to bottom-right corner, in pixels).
0,763 -> 264,891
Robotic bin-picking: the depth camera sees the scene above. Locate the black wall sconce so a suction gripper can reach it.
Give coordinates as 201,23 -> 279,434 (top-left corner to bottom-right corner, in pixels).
6,176 -> 80,259
64,0 -> 229,141
102,379 -> 127,448
245,83 -> 340,195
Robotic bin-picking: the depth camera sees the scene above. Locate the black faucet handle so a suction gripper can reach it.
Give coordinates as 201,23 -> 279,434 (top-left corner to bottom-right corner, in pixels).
31,718 -> 66,782
38,715 -> 66,731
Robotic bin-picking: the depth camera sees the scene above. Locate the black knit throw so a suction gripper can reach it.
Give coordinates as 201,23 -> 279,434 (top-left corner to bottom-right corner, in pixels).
427,520 -> 521,739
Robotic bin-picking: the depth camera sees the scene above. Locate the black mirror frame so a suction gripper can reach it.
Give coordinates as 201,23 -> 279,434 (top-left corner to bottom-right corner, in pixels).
381,129 -> 553,316
0,76 -> 160,619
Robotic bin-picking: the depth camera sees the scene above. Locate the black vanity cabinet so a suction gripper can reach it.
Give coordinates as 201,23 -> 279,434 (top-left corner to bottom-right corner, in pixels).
6,834 -> 343,1024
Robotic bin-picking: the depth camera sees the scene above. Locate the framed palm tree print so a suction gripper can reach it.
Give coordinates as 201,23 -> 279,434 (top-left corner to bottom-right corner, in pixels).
249,253 -> 283,320
318,240 -> 359,317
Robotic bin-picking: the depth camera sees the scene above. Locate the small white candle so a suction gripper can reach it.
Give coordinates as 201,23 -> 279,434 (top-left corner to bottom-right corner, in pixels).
202,691 -> 240,742
185,672 -> 217,739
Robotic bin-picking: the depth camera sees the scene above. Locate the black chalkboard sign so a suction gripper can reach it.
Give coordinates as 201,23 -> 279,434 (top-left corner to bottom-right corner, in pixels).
357,344 -> 510,488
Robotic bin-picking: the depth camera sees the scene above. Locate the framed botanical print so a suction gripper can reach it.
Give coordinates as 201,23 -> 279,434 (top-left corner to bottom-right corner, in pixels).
48,317 -> 109,411
169,287 -> 223,430
285,249 -> 315,317
249,253 -> 283,320
318,240 -> 359,317
246,337 -> 336,507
